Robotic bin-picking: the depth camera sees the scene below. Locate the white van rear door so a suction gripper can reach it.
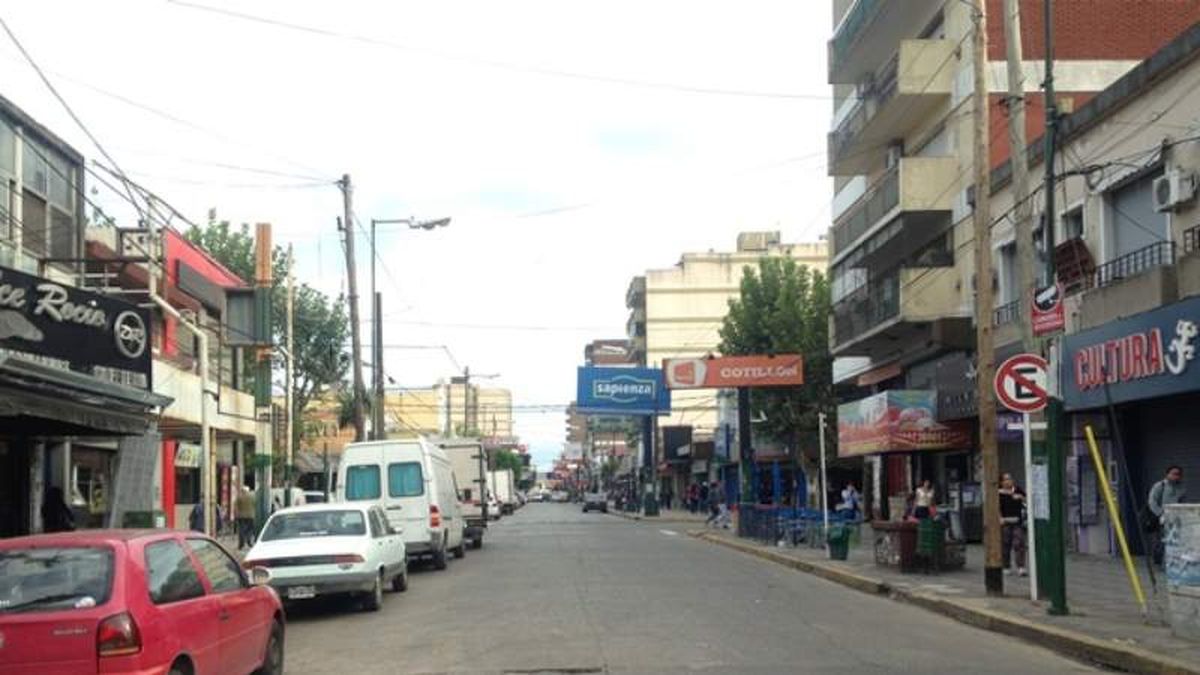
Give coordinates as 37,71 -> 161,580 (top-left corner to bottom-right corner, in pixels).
384,455 -> 430,543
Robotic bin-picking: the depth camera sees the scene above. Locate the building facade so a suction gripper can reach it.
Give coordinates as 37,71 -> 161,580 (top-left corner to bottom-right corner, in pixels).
827,0 -> 1200,521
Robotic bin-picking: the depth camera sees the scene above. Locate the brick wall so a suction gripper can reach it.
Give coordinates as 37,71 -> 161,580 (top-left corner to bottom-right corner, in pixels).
989,91 -> 1097,169
986,0 -> 1200,61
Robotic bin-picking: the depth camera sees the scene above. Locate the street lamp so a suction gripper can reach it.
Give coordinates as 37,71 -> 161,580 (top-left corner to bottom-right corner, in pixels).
369,216 -> 451,439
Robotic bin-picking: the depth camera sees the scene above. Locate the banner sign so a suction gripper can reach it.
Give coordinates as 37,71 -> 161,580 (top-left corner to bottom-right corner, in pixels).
0,265 -> 151,390
837,390 -> 971,458
175,442 -> 202,468
663,354 -> 804,389
1062,295 -> 1200,410
576,366 -> 671,416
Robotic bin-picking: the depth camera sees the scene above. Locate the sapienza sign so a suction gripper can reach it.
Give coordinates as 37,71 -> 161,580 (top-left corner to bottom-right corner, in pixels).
576,366 -> 671,416
1062,295 -> 1200,410
0,265 -> 151,390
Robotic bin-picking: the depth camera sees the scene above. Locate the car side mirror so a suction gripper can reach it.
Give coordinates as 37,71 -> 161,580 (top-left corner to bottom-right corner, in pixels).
249,566 -> 273,586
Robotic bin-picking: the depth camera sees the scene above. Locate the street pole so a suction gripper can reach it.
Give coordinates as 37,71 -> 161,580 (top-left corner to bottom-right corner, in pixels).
255,224 -> 273,522
374,291 -> 384,439
819,411 -> 829,552
339,174 -> 367,442
970,0 -> 1004,597
738,387 -> 752,511
462,367 -> 471,436
1040,0 -> 1070,617
284,245 -> 295,507
1003,0 -> 1036,352
1021,411 -> 1039,600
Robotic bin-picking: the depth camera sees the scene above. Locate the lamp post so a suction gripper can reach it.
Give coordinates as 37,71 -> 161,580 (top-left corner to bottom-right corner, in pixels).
368,217 -> 451,439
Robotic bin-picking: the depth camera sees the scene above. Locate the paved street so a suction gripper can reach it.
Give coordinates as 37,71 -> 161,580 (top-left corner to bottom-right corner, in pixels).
284,504 -> 1097,674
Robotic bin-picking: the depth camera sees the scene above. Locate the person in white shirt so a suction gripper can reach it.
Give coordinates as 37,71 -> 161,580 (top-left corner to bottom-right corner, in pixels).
914,479 -> 935,519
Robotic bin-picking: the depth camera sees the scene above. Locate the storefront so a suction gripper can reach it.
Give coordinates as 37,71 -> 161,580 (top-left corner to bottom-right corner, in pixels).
1062,295 -> 1200,556
0,264 -> 170,537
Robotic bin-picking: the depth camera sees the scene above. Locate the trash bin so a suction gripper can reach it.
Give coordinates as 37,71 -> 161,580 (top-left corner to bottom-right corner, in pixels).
1165,504 -> 1200,640
827,525 -> 850,561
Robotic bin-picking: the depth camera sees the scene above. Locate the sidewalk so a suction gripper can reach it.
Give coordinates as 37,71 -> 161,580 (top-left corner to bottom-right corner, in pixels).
611,507 -> 711,525
690,526 -> 1200,674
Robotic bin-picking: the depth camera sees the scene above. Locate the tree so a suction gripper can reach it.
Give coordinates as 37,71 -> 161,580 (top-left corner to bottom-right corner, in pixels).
718,257 -> 835,471
493,449 -> 524,482
185,217 -> 350,456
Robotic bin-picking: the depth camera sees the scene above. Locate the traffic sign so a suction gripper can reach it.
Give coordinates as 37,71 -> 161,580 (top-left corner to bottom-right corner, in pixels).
994,353 -> 1049,413
1032,283 -> 1065,336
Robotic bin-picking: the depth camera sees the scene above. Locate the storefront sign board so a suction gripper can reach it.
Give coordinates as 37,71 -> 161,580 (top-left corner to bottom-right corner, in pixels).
663,354 -> 803,389
837,390 -> 972,458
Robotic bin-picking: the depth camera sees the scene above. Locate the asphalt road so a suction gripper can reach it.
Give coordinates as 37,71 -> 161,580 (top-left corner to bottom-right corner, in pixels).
283,503 -> 1097,674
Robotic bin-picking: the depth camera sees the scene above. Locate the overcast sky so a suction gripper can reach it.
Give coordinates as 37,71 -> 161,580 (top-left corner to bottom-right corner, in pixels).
3,0 -> 834,470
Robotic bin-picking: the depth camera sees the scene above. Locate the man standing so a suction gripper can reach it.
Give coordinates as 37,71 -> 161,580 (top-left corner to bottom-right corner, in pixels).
235,485 -> 257,549
999,473 -> 1027,577
1148,466 -> 1186,566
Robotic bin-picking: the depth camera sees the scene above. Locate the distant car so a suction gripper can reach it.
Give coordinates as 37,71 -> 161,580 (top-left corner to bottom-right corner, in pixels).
244,504 -> 408,612
0,529 -> 284,675
488,494 -> 503,521
551,490 -> 569,503
303,490 -> 328,504
582,492 -> 608,514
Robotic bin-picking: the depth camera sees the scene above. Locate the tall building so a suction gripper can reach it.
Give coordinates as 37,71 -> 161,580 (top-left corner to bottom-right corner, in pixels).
383,382 -> 513,440
827,0 -> 1200,518
628,231 -> 826,432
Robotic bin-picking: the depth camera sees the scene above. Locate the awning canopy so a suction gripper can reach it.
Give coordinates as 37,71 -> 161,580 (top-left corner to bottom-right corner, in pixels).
0,355 -> 171,437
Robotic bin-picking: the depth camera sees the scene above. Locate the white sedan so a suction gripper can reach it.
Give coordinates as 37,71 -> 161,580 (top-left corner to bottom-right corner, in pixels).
244,504 -> 408,611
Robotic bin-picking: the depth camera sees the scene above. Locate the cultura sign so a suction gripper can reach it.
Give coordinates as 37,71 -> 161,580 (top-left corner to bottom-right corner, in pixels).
1062,296 -> 1200,410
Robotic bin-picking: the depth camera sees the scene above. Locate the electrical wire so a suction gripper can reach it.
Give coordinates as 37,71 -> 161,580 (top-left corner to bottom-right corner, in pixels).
167,0 -> 843,102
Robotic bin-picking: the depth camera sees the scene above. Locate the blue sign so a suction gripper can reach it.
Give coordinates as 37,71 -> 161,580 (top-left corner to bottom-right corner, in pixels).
1062,295 -> 1200,411
576,366 -> 671,416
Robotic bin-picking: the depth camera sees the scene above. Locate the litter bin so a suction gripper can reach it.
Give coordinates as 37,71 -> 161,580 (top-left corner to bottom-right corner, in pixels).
1166,504 -> 1200,640
827,525 -> 850,561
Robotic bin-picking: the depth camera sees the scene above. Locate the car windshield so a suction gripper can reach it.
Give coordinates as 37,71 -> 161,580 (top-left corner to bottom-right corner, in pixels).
260,510 -> 367,541
0,547 -> 114,613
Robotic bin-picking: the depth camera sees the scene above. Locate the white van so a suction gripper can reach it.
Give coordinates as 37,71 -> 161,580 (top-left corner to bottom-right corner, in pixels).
490,468 -> 516,515
337,438 -> 466,569
437,438 -> 488,549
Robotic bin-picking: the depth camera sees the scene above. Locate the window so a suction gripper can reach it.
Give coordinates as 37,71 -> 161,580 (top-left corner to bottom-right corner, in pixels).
0,547 -> 114,613
145,540 -> 205,604
186,539 -> 245,593
388,462 -> 424,498
1062,206 -> 1084,241
1107,171 -> 1168,260
997,242 -> 1018,305
20,191 -> 46,257
0,118 -> 14,177
261,510 -> 366,541
345,465 -> 381,500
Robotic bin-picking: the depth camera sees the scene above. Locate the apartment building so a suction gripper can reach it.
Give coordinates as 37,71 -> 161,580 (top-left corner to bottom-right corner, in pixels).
988,22 -> 1200,555
827,0 -> 1200,518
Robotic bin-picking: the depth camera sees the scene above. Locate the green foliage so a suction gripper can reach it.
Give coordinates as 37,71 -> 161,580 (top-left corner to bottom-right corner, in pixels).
718,257 -> 834,464
493,449 -> 524,481
185,216 -> 350,446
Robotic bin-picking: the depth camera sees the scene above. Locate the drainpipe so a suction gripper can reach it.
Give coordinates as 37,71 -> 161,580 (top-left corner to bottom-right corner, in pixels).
146,212 -> 213,536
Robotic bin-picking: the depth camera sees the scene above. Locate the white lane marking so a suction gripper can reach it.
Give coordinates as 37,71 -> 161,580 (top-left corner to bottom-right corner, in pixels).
659,529 -> 679,536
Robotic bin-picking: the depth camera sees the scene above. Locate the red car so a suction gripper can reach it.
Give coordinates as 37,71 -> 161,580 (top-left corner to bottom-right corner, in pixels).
0,530 -> 284,675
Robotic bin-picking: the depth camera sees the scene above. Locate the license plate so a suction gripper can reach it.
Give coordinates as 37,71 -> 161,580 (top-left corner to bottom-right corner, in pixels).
286,586 -> 316,600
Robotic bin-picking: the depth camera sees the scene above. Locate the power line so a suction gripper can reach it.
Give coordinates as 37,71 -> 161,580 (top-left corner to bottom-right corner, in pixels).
167,0 -> 841,101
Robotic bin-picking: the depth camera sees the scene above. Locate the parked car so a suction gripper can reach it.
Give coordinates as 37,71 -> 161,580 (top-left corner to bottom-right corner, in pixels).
438,437 -> 488,549
551,490 -> 569,503
488,493 -> 503,521
338,438 -> 467,569
0,529 -> 284,675
302,490 -> 328,504
490,469 -> 517,515
582,491 -> 608,514
243,504 -> 407,612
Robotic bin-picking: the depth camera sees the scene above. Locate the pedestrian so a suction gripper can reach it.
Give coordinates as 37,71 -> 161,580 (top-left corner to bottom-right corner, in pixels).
661,486 -> 673,511
1148,465 -> 1186,566
913,479 -> 936,520
41,486 -> 75,533
705,482 -> 721,526
837,482 -> 861,521
999,473 -> 1027,577
188,500 -> 205,533
687,483 -> 699,513
235,485 -> 257,549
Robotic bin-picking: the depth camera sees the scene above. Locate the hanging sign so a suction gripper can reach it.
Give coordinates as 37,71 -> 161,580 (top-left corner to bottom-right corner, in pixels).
1032,283 -> 1065,337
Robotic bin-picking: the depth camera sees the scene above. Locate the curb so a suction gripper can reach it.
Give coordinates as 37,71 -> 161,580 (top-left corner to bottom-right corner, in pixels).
690,531 -> 1199,675
608,511 -> 710,526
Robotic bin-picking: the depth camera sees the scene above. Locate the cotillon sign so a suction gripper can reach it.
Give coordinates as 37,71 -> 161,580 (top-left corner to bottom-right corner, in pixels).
662,354 -> 804,389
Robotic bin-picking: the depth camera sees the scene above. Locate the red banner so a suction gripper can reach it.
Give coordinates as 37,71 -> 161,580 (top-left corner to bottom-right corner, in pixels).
663,355 -> 804,389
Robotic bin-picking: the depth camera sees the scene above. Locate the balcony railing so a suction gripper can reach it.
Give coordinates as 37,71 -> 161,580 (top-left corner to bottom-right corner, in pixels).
830,0 -> 884,73
993,300 -> 1020,327
832,165 -> 899,256
1091,241 -> 1175,290
829,55 -> 898,169
833,271 -> 900,346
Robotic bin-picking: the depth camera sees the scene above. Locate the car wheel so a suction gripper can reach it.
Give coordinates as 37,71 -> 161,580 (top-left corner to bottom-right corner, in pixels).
473,536 -> 483,550
392,565 -> 408,593
253,620 -> 284,675
168,658 -> 192,675
362,572 -> 383,611
432,540 -> 449,570
452,541 -> 466,559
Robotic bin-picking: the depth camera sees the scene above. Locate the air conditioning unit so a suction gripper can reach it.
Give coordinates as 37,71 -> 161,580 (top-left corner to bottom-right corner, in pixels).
1153,169 -> 1197,212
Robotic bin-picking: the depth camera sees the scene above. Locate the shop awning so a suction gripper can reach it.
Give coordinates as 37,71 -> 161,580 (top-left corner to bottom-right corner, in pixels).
0,355 -> 172,437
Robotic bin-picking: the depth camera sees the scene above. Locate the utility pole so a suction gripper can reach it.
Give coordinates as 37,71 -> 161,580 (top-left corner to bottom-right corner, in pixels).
1040,0 -> 1069,616
338,174 -> 367,442
255,223 -> 274,521
1003,0 -> 1036,352
970,1 -> 1004,597
284,245 -> 295,506
374,291 -> 384,439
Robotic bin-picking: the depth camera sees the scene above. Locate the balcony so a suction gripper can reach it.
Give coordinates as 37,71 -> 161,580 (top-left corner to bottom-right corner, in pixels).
626,276 -> 646,309
831,156 -> 957,265
828,39 -> 956,176
625,307 -> 646,340
154,358 -> 258,438
1078,241 -> 1178,331
832,266 -> 970,360
829,0 -> 945,84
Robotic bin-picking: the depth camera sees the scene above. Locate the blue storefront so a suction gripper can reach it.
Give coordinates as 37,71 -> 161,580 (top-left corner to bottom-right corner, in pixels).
1061,296 -> 1200,556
